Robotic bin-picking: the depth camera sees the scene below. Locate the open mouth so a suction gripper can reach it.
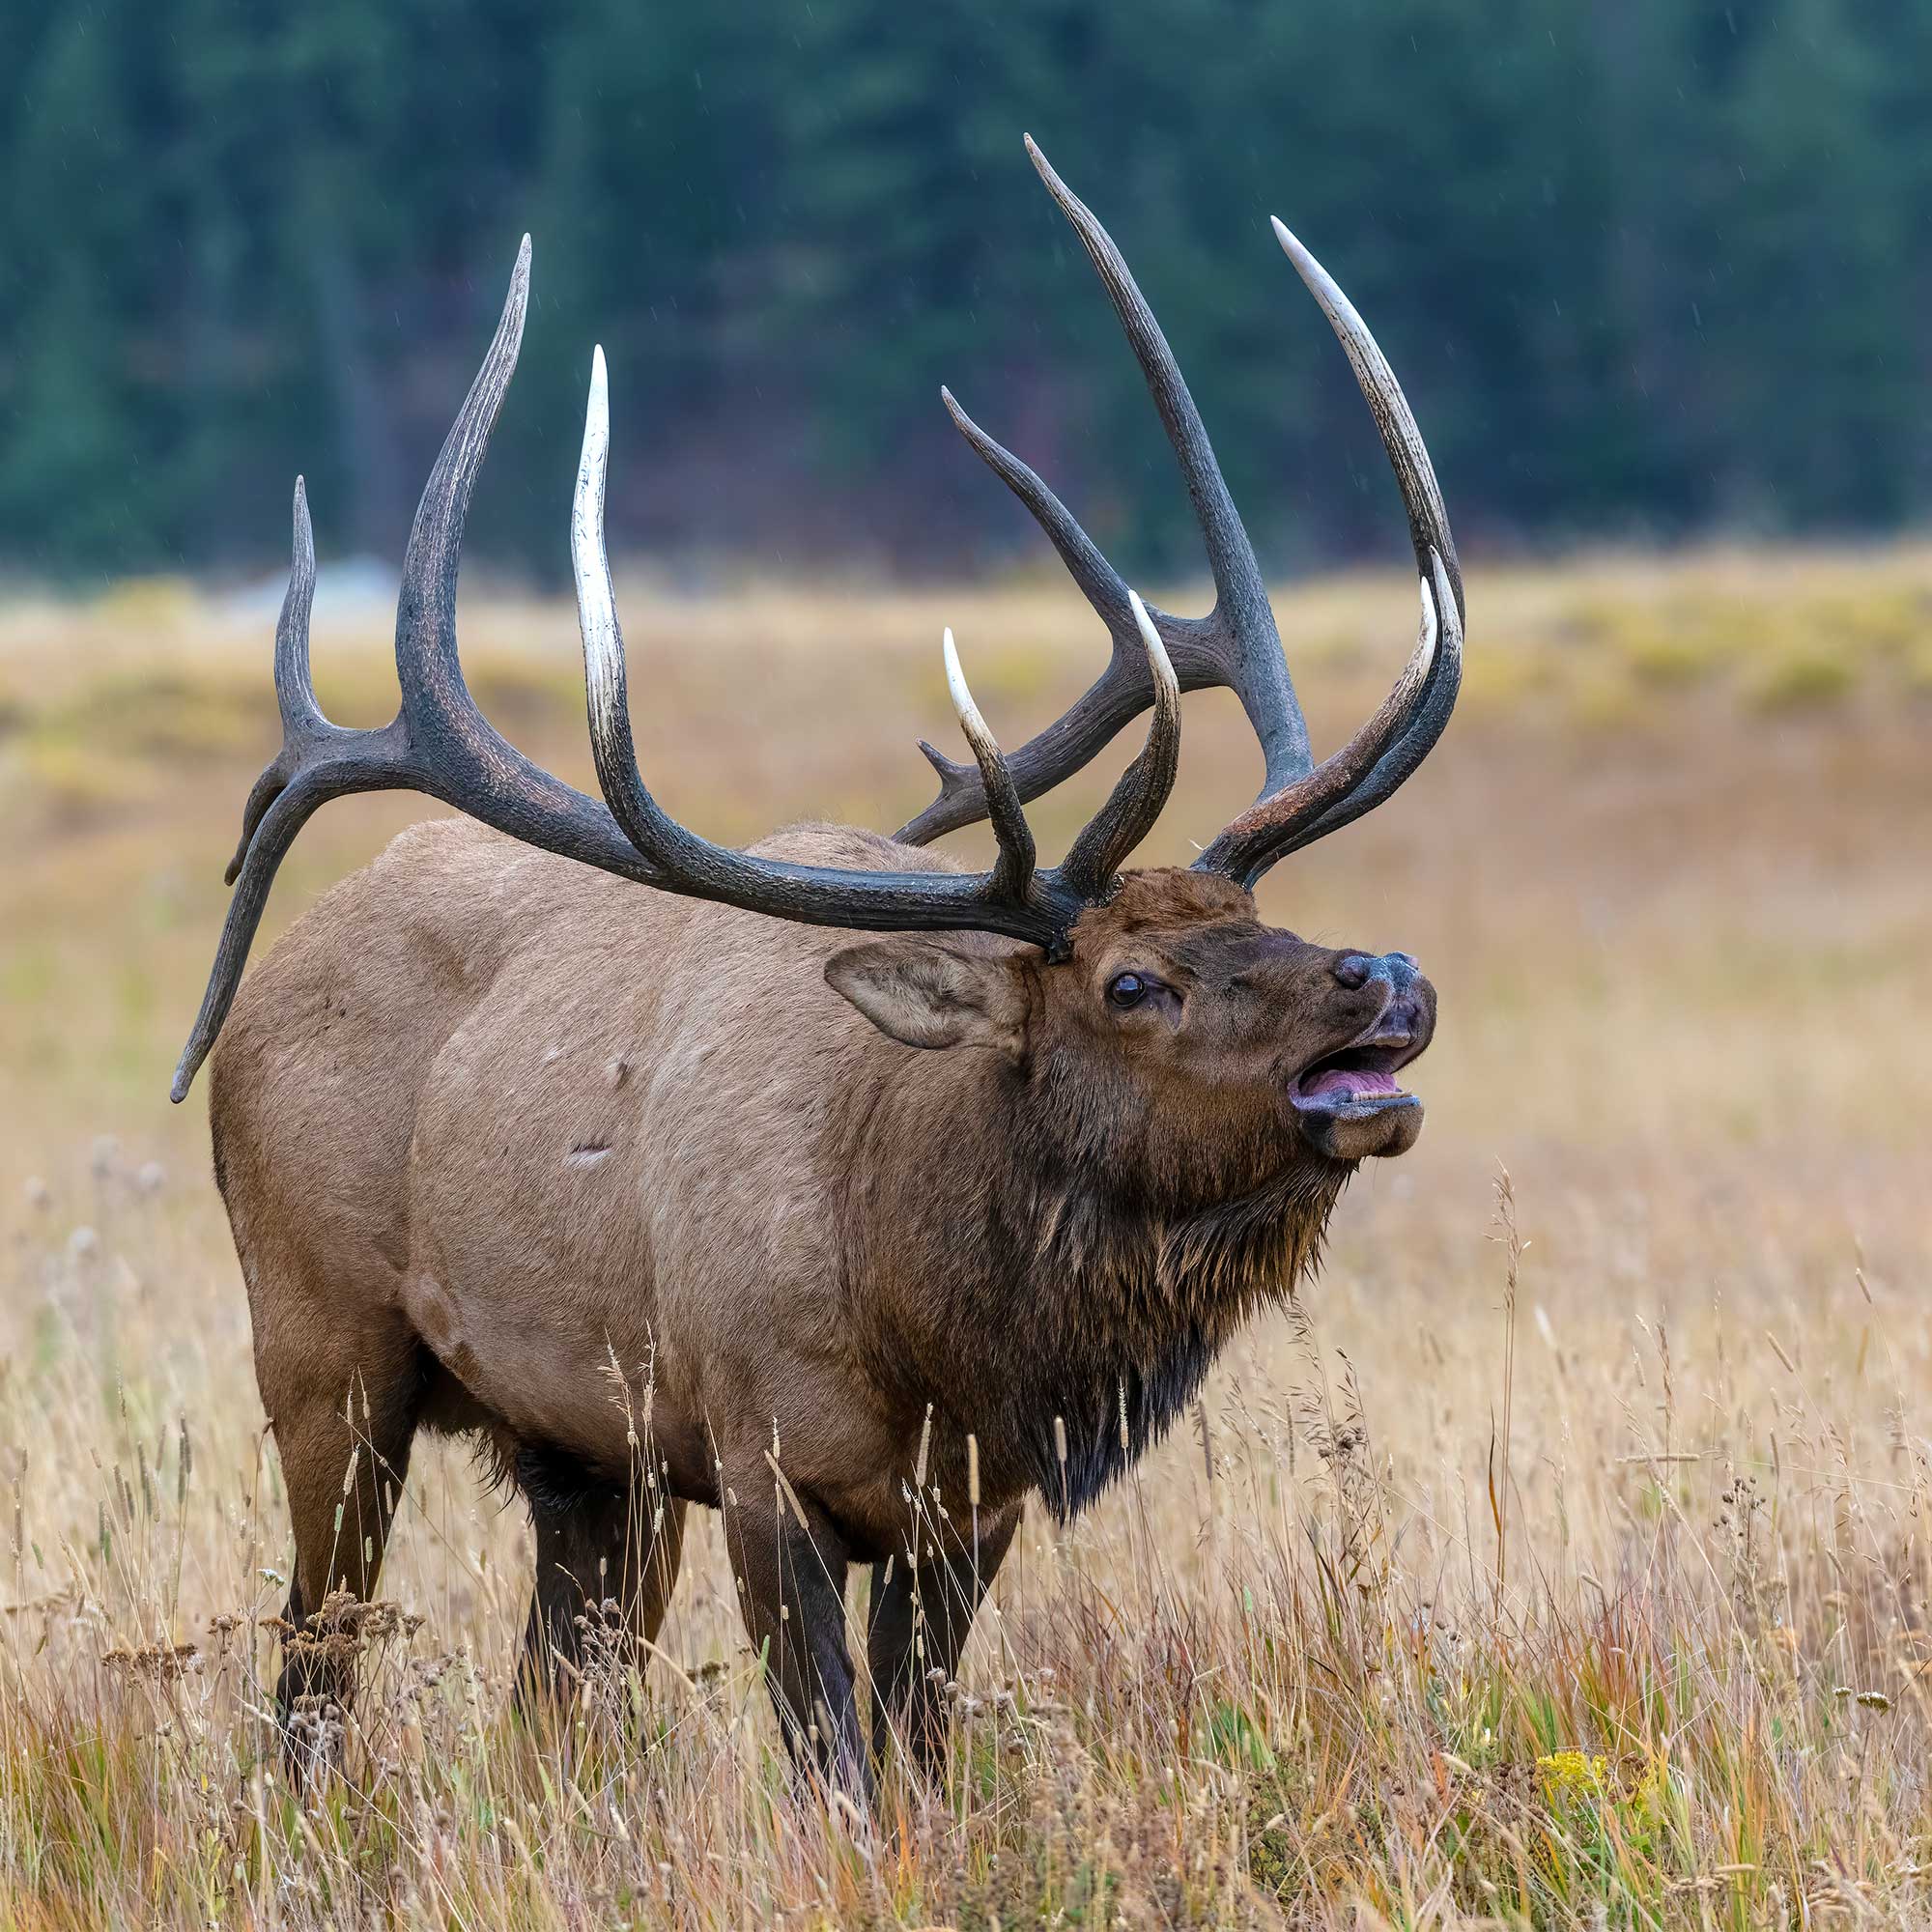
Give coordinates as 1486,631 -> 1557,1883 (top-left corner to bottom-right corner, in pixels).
1290,1040 -> 1418,1116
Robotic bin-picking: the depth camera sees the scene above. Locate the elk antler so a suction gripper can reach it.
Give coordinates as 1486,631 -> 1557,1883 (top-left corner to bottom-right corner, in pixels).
171,243 -> 1180,1100
897,140 -> 1463,889
175,145 -> 1463,1099
570,345 -> 1180,945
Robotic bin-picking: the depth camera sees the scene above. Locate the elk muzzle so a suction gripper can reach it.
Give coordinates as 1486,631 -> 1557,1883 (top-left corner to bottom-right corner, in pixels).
1292,952 -> 1434,1161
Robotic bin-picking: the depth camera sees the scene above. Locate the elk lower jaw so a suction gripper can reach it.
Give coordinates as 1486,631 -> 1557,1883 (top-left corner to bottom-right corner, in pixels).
1290,1045 -> 1425,1160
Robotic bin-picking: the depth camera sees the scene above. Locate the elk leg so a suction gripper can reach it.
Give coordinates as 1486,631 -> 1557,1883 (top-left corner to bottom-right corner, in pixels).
514,1448 -> 686,1712
724,1482 -> 867,1799
267,1352 -> 421,1784
867,1503 -> 1020,1780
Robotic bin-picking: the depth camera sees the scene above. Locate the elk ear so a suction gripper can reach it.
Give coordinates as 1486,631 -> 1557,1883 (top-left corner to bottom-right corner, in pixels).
825,938 -> 1028,1054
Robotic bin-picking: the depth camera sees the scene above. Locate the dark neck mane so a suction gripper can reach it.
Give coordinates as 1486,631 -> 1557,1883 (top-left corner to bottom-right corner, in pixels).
993,1156 -> 1350,1520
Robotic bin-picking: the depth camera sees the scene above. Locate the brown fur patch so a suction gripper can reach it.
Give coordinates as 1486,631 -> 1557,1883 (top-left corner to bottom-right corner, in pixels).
211,817 -> 1434,1702
1074,867 -> 1257,939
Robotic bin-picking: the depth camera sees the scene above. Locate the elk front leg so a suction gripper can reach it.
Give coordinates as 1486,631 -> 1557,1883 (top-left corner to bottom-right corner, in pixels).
867,1503 -> 1020,1780
514,1449 -> 686,1716
723,1474 -> 867,1800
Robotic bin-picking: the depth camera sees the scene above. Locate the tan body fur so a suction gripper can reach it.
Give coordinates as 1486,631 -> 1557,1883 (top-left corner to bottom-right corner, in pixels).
211,814 -> 1434,1786
178,147 -> 1461,1795
218,818 -> 1003,1547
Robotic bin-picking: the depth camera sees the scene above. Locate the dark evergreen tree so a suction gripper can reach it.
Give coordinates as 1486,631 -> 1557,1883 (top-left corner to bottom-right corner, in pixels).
0,0 -> 1927,578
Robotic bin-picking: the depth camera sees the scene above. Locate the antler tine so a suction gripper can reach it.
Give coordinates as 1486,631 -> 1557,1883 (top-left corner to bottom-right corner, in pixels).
1023,137 -> 1309,778
941,627 -> 1036,900
272,479 -> 323,737
1195,554 -> 1448,887
171,723 -> 400,1103
222,479 -> 322,885
1187,225 -> 1467,885
1251,217 -> 1464,848
571,343 -> 743,905
1059,591 -> 1181,895
940,386 -> 1138,637
395,236 -> 529,749
900,390 -> 1230,848
1271,218 -> 1461,619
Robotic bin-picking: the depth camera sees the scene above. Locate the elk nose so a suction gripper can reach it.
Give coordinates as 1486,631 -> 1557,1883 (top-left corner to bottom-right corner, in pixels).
1368,952 -> 1425,1047
1333,950 -> 1419,988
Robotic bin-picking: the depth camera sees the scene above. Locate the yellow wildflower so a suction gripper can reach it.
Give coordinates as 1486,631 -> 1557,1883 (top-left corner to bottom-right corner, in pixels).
1537,1750 -> 1608,1802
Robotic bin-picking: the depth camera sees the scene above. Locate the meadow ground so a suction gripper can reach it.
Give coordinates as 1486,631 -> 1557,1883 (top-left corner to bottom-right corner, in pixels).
0,548 -> 1929,1927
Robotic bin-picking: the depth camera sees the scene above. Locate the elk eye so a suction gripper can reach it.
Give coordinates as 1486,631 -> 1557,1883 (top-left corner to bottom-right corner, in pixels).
1107,972 -> 1149,1009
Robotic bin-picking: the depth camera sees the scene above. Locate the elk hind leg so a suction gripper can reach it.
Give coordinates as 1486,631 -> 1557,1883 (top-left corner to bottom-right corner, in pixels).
267,1333 -> 424,1781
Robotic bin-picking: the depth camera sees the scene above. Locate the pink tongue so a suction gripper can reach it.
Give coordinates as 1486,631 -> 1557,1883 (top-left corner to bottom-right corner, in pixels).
1301,1065 -> 1402,1101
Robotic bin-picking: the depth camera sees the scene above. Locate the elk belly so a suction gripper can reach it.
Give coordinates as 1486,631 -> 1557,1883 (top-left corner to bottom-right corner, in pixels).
400,1266 -> 633,1467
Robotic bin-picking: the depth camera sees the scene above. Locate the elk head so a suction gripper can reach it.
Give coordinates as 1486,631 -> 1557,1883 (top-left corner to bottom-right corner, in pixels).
171,135 -> 1464,1195
830,867 -> 1435,1204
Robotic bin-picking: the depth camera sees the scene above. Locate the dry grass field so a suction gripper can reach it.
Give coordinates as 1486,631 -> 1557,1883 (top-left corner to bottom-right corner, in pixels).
1,548 -> 1929,1927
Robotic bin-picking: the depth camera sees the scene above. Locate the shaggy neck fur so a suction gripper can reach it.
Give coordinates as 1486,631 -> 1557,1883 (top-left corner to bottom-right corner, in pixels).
981,1121 -> 1351,1520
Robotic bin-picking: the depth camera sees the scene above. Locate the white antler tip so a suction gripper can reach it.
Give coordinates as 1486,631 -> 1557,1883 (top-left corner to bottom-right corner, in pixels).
1404,573 -> 1440,691
584,347 -> 609,435
1126,588 -> 1177,690
941,626 -> 989,737
1271,216 -> 1320,281
1428,548 -> 1460,635
1271,216 -> 1350,317
575,348 -> 612,579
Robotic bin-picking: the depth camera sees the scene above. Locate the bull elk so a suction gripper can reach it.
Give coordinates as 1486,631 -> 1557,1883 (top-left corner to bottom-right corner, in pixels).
175,138 -> 1462,1794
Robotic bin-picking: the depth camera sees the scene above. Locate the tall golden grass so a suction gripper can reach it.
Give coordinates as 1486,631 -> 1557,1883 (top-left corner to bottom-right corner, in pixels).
1,551 -> 1929,1926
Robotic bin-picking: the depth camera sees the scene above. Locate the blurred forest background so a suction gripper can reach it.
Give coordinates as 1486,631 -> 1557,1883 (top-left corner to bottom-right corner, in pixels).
6,0 -> 1932,583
